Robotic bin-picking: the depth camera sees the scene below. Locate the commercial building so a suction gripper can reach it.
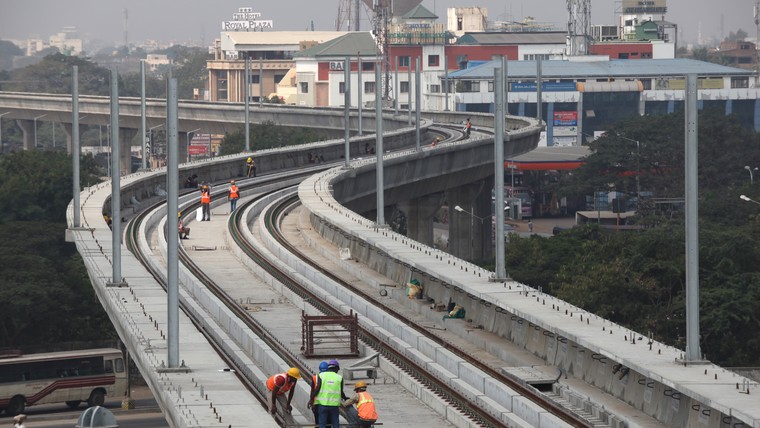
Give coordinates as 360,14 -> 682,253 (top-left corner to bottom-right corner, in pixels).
448,57 -> 760,145
207,31 -> 347,103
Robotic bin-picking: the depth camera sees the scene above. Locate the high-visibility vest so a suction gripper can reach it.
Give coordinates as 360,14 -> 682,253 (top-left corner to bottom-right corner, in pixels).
201,191 -> 210,204
229,185 -> 239,199
314,371 -> 342,407
267,373 -> 294,394
356,391 -> 378,421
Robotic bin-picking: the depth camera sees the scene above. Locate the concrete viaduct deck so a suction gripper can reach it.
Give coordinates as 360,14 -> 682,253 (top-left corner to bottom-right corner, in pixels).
31,92 -> 758,427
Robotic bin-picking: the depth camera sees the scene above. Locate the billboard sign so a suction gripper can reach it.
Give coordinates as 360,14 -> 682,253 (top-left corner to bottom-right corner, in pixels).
553,111 -> 578,126
222,20 -> 273,31
188,145 -> 209,155
510,82 -> 577,92
329,61 -> 345,71
622,0 -> 667,13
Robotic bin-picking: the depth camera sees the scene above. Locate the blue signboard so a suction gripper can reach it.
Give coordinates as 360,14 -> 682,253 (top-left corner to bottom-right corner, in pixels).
510,82 -> 577,92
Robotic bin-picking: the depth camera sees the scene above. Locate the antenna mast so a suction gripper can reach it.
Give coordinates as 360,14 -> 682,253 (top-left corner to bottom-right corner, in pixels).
371,0 -> 391,100
566,0 -> 591,56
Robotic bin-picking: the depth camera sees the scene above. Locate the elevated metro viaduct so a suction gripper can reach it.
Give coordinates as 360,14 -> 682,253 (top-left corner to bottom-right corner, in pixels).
46,94 -> 759,427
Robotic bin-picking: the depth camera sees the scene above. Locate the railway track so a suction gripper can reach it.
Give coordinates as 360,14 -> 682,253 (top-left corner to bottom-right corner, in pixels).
119,126 -> 592,427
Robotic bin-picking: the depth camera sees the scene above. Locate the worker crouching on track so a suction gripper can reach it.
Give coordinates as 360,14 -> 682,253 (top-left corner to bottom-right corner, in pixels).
267,367 -> 301,415
343,381 -> 378,427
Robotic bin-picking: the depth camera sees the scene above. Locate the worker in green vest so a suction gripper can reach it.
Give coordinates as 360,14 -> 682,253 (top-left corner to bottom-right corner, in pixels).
309,359 -> 347,428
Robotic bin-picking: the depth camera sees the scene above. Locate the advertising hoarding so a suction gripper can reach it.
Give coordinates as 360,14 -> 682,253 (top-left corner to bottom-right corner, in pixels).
622,0 -> 667,13
553,111 -> 578,126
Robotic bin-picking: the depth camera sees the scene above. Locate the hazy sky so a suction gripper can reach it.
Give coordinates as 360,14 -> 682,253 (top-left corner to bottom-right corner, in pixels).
0,0 -> 755,47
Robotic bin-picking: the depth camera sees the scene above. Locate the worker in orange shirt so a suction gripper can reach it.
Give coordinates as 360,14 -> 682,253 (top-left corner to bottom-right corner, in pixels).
267,367 -> 301,415
200,186 -> 211,221
343,381 -> 378,427
228,180 -> 240,212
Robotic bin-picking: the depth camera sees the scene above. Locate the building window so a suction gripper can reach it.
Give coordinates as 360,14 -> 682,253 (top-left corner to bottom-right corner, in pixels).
362,61 -> 374,71
339,82 -> 346,94
457,80 -> 480,92
641,79 -> 652,90
731,77 -> 749,89
250,74 -> 260,84
300,82 -> 309,93
274,74 -> 286,83
429,84 -> 440,93
488,81 -> 494,92
428,55 -> 439,66
217,70 -> 228,101
398,56 -> 410,67
400,81 -> 410,93
365,81 -> 376,94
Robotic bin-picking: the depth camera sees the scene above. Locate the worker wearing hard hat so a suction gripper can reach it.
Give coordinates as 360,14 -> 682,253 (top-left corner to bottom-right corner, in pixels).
178,212 -> 190,239
267,367 -> 301,415
228,180 -> 239,212
309,360 -> 347,428
246,157 -> 256,177
343,381 -> 378,427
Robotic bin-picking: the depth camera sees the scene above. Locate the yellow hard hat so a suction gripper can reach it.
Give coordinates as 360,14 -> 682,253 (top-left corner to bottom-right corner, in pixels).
178,212 -> 182,218
287,367 -> 301,379
230,180 -> 235,184
354,381 -> 367,391
247,157 -> 252,162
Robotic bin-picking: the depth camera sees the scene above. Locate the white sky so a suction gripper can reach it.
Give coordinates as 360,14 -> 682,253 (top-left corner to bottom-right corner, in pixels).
0,0 -> 754,47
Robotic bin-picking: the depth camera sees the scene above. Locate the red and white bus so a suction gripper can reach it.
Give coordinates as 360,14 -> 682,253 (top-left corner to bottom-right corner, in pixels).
0,348 -> 127,416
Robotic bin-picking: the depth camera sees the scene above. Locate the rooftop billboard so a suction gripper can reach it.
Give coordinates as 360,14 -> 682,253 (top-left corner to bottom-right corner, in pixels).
622,0 -> 667,14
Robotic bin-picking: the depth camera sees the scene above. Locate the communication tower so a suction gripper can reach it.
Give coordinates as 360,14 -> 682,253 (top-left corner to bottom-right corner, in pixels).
371,0 -> 392,100
567,0 -> 591,56
336,0 -> 363,31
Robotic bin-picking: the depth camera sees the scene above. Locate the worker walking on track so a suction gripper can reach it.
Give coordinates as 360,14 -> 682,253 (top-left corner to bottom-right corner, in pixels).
267,367 -> 301,415
309,359 -> 346,428
228,180 -> 240,212
200,186 -> 211,221
343,381 -> 378,427
246,157 -> 257,177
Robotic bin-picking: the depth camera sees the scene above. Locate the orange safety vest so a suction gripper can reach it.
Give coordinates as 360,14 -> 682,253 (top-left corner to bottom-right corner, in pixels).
267,373 -> 294,395
201,191 -> 210,204
229,185 -> 239,199
356,391 -> 378,421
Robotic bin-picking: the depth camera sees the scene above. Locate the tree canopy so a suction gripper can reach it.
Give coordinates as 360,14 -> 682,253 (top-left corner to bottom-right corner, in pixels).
0,151 -> 115,349
504,110 -> 760,366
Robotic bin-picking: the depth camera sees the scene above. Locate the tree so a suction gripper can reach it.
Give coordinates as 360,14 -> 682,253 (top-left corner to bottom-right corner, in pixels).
5,53 -> 110,95
0,152 -> 115,349
505,109 -> 760,366
726,29 -> 749,42
218,121 -> 330,156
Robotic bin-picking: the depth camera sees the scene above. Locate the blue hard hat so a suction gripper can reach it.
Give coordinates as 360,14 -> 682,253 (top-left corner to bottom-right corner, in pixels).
319,361 -> 329,372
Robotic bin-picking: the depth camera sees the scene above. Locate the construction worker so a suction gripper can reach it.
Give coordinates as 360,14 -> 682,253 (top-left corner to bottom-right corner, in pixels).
431,137 -> 441,147
267,367 -> 301,415
178,212 -> 190,239
343,381 -> 378,427
246,157 -> 256,177
228,180 -> 240,212
310,361 -> 329,426
200,186 -> 211,221
309,359 -> 346,428
464,118 -> 472,136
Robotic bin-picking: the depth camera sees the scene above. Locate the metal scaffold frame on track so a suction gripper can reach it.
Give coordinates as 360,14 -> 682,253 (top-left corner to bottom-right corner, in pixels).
301,310 -> 360,358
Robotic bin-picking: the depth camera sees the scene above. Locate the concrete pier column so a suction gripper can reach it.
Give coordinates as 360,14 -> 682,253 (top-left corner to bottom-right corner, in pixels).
447,179 -> 492,262
398,193 -> 444,247
119,128 -> 137,174
177,131 -> 190,163
16,119 -> 36,150
61,123 -> 75,155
